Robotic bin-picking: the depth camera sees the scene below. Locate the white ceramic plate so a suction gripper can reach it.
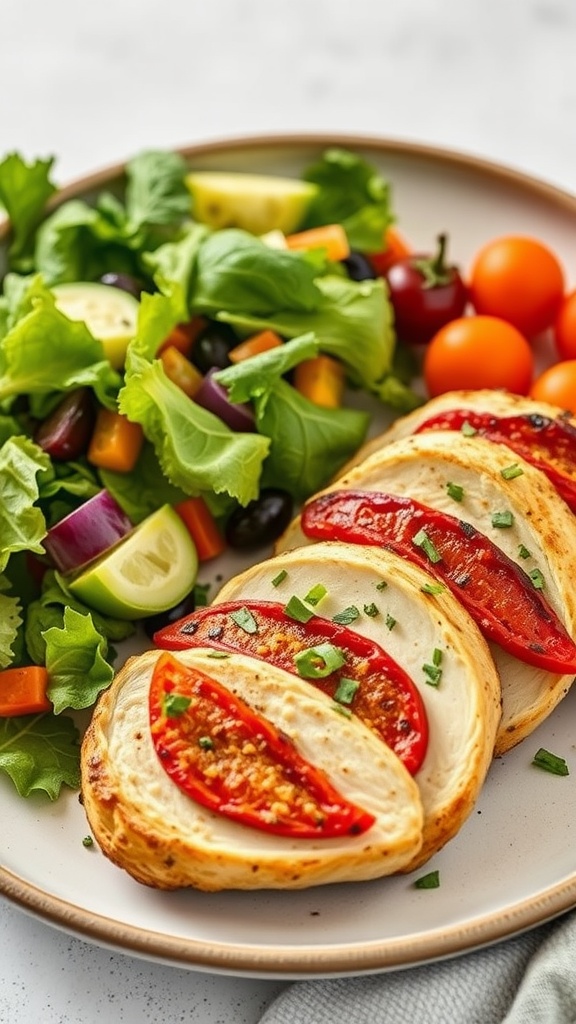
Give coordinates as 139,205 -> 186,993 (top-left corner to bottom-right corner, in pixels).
2,135 -> 576,980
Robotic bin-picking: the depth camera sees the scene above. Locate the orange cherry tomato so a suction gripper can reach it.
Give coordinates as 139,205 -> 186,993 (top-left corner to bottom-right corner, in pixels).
469,236 -> 565,337
423,315 -> 534,398
554,290 -> 576,360
530,361 -> 576,414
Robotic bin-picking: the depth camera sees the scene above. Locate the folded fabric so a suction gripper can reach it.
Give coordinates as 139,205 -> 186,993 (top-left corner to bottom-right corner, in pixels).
258,909 -> 576,1024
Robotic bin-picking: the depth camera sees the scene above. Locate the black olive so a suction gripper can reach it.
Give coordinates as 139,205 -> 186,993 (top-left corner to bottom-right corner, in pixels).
190,321 -> 238,374
225,489 -> 294,551
99,272 -> 147,299
342,250 -> 377,282
143,591 -> 197,641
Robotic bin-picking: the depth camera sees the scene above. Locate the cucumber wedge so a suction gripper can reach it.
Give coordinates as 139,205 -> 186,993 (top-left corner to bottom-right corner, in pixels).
53,282 -> 139,369
185,170 -> 318,235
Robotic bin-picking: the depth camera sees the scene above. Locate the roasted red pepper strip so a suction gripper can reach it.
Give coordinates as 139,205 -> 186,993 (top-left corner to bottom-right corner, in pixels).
301,489 -> 576,675
415,409 -> 576,513
154,601 -> 428,775
149,652 -> 375,839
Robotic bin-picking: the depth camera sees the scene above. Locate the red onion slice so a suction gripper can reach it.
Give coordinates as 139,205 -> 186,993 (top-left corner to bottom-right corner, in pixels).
193,368 -> 255,432
43,489 -> 133,574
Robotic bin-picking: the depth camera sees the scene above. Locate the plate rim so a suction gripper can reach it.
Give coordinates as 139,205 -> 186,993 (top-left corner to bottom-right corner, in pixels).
2,131 -> 576,978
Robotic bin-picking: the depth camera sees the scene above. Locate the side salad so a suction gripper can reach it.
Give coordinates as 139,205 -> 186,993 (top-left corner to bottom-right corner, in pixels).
0,146 -> 419,799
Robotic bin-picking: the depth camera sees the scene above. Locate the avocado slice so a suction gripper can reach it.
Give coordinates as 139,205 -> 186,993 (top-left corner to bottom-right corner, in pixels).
185,171 -> 318,235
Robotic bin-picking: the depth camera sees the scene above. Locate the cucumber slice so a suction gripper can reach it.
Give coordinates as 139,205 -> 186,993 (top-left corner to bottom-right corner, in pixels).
53,282 -> 140,370
185,171 -> 318,235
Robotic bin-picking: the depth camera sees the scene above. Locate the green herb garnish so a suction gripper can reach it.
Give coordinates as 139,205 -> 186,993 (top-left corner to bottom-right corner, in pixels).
518,544 -> 531,560
446,481 -> 464,501
385,612 -> 397,630
491,510 -> 514,528
414,869 -> 440,889
501,463 -> 524,480
198,735 -> 215,751
376,579 -> 388,591
304,583 -> 328,606
529,568 -> 546,590
294,643 -> 346,679
162,691 -> 192,717
332,605 -> 360,625
413,528 -> 442,563
333,677 -> 360,705
271,569 -> 288,587
363,602 -> 379,617
421,582 -> 446,595
284,595 -> 315,623
461,421 -> 477,437
532,747 -> 569,776
82,835 -> 94,848
229,606 -> 258,634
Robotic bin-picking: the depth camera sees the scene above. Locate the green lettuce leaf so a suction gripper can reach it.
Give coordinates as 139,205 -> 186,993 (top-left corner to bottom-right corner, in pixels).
0,436 -> 50,572
190,229 -> 323,316
0,153 -> 57,272
215,332 -> 320,407
301,147 -> 393,251
255,379 -> 369,500
0,576 -> 22,669
220,274 -> 394,394
0,712 -> 80,798
99,443 -> 187,524
0,286 -> 121,406
25,570 -> 134,667
34,150 -> 191,286
43,606 -> 114,713
119,351 -> 270,505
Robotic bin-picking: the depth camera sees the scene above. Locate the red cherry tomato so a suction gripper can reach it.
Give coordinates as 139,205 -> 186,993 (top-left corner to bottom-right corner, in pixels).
385,234 -> 468,345
530,361 -> 576,414
423,315 -> 534,398
554,290 -> 576,360
469,235 -> 565,337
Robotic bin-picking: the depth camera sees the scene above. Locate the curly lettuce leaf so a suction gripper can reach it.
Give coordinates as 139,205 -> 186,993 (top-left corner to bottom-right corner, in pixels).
0,285 -> 121,406
43,606 -> 114,714
0,153 -> 57,272
0,712 -> 80,798
215,332 -> 319,407
301,147 -> 393,252
119,351 -> 269,505
0,576 -> 22,669
255,379 -> 369,500
0,436 -> 50,572
34,150 -> 191,286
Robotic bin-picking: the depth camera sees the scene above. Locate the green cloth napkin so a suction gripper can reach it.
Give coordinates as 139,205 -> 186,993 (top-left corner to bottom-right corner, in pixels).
258,911 -> 576,1023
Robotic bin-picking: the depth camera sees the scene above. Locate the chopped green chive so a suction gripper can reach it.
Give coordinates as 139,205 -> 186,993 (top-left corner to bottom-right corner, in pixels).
271,569 -> 288,587
294,643 -> 347,679
423,663 -> 443,686
304,583 -> 328,606
421,581 -> 446,595
385,612 -> 397,630
413,528 -> 442,563
529,568 -> 546,590
82,835 -> 94,848
284,595 -> 315,623
230,606 -> 258,633
375,579 -> 388,591
446,481 -> 464,502
332,605 -> 360,625
532,747 -> 569,776
461,421 -> 477,437
491,510 -> 514,528
363,602 -> 379,617
162,691 -> 192,717
518,543 -> 532,560
432,647 -> 443,666
334,677 -> 360,705
206,650 -> 230,659
501,463 -> 524,480
198,735 -> 215,751
414,869 -> 440,889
